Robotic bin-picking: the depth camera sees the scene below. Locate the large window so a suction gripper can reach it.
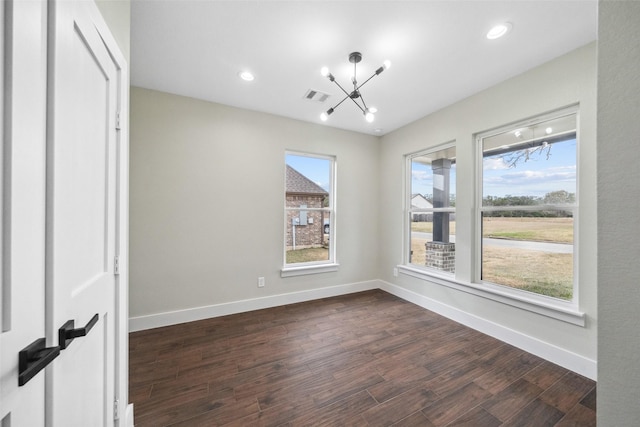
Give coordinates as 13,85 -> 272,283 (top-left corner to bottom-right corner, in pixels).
283,152 -> 336,273
406,144 -> 456,273
478,108 -> 577,301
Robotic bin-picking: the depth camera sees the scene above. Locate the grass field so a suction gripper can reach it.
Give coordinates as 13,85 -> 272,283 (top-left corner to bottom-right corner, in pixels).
288,218 -> 574,300
411,217 -> 574,300
411,217 -> 573,243
286,247 -> 328,264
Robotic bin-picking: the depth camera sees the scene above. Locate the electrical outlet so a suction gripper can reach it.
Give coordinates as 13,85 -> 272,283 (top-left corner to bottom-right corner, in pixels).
393,267 -> 398,277
258,277 -> 265,288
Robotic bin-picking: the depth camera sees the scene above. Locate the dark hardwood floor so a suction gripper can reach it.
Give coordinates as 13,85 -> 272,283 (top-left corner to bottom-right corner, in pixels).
129,290 -> 596,426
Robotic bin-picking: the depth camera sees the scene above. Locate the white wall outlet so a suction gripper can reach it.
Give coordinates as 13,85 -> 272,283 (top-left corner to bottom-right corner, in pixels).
258,277 -> 265,288
393,267 -> 398,277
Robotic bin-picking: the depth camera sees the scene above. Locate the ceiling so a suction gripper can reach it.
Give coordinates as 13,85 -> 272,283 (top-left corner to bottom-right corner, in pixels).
130,1 -> 597,136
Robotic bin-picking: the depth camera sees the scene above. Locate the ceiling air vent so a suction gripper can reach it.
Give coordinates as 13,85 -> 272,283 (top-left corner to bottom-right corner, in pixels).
303,89 -> 330,103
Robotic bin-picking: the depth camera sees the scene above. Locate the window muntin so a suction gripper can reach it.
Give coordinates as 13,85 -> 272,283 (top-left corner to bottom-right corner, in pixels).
284,152 -> 335,268
407,144 -> 456,273
479,110 -> 577,301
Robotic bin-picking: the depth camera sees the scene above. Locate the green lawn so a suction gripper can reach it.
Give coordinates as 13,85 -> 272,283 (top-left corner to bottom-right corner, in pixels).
286,247 -> 328,264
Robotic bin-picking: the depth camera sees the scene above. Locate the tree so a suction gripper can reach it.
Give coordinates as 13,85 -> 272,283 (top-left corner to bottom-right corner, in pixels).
543,190 -> 575,205
503,142 -> 552,168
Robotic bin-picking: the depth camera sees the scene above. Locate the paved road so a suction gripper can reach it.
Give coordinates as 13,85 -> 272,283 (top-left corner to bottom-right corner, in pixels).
412,232 -> 573,254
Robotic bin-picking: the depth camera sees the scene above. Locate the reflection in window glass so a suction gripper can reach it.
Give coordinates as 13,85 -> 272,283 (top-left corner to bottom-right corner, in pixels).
480,111 -> 577,300
407,144 -> 456,273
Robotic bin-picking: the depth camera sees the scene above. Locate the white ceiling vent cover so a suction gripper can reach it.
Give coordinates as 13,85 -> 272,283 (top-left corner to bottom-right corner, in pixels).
303,89 -> 330,103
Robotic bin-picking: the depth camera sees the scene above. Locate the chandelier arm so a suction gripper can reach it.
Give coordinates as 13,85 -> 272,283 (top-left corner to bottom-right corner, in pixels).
329,93 -> 352,111
347,97 -> 366,114
359,93 -> 369,111
331,79 -> 354,101
330,79 -> 366,113
355,71 -> 380,92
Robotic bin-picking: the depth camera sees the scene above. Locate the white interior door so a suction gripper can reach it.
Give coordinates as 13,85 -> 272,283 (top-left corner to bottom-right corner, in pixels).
46,0 -> 121,425
0,0 -> 49,425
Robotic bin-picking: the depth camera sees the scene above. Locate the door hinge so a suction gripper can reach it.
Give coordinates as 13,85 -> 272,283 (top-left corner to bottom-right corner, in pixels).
114,256 -> 120,276
114,398 -> 120,420
115,111 -> 121,130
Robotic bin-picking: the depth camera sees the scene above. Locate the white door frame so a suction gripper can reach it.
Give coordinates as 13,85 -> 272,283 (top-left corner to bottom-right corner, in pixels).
85,3 -> 131,425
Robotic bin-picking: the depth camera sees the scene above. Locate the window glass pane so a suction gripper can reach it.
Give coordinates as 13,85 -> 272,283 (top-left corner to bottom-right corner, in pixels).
410,214 -> 456,272
482,212 -> 574,300
409,145 -> 456,273
285,154 -> 332,265
480,112 -> 576,300
483,116 -> 577,206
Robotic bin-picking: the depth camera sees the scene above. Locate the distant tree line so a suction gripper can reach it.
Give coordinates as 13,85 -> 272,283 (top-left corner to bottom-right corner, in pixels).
420,190 -> 575,218
483,190 -> 575,217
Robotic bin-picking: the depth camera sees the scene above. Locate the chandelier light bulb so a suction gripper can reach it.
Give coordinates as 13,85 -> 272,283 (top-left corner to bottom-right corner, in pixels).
365,110 -> 375,123
320,66 -> 330,77
383,60 -> 391,70
320,108 -> 334,122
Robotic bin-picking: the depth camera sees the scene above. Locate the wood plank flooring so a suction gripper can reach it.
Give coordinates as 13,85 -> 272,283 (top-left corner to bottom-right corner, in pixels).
129,290 -> 596,426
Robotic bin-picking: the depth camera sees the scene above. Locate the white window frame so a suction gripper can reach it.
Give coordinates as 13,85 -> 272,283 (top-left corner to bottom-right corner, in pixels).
281,151 -> 338,277
475,106 -> 581,318
397,106 -> 585,326
403,142 -> 457,276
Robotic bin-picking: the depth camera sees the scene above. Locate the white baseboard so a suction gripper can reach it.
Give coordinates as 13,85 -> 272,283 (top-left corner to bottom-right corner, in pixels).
128,279 -> 596,380
378,280 -> 597,380
128,280 -> 379,332
124,404 -> 134,427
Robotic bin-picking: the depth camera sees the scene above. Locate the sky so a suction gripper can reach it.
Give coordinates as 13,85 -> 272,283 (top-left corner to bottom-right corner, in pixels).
412,138 -> 576,199
288,138 -> 576,201
482,138 -> 576,198
286,154 -> 331,191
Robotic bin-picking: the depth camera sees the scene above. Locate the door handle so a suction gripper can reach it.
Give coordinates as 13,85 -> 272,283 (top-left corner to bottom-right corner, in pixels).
18,338 -> 60,386
58,313 -> 99,350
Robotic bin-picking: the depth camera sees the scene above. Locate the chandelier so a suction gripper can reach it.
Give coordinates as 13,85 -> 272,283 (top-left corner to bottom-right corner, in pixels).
320,52 -> 391,123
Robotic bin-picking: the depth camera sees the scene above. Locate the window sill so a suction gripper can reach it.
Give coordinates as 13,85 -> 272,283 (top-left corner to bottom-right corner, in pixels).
396,265 -> 585,326
281,263 -> 340,278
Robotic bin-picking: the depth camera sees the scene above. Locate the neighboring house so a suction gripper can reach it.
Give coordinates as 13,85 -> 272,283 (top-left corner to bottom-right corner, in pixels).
411,193 -> 433,222
285,165 -> 328,249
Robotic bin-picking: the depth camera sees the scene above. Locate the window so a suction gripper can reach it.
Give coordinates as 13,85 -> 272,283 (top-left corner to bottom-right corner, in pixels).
406,144 -> 456,273
282,152 -> 336,275
478,108 -> 577,301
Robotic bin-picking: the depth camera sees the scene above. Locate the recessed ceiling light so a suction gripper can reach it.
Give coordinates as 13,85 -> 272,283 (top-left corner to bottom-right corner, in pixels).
239,71 -> 255,81
487,22 -> 512,40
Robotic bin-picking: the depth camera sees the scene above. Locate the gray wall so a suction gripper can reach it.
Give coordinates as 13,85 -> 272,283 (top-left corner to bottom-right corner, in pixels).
130,88 -> 380,317
597,1 -> 640,424
130,43 -> 598,377
378,43 -> 597,367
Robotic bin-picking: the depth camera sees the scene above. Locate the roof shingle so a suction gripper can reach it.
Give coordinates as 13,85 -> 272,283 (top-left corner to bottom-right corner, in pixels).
286,165 -> 328,195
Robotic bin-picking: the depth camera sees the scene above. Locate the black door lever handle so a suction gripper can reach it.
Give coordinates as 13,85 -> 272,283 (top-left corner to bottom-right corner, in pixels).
58,313 -> 99,350
18,338 -> 60,386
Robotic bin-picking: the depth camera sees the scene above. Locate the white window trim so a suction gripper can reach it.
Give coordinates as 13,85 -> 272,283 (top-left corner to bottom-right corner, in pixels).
282,151 -> 337,277
396,264 -> 585,326
281,262 -> 340,278
471,105 -> 580,321
404,142 -> 456,270
399,107 -> 585,326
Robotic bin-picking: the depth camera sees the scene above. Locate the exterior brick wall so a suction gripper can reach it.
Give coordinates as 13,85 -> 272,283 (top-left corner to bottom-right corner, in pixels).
425,241 -> 455,273
286,195 -> 327,249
